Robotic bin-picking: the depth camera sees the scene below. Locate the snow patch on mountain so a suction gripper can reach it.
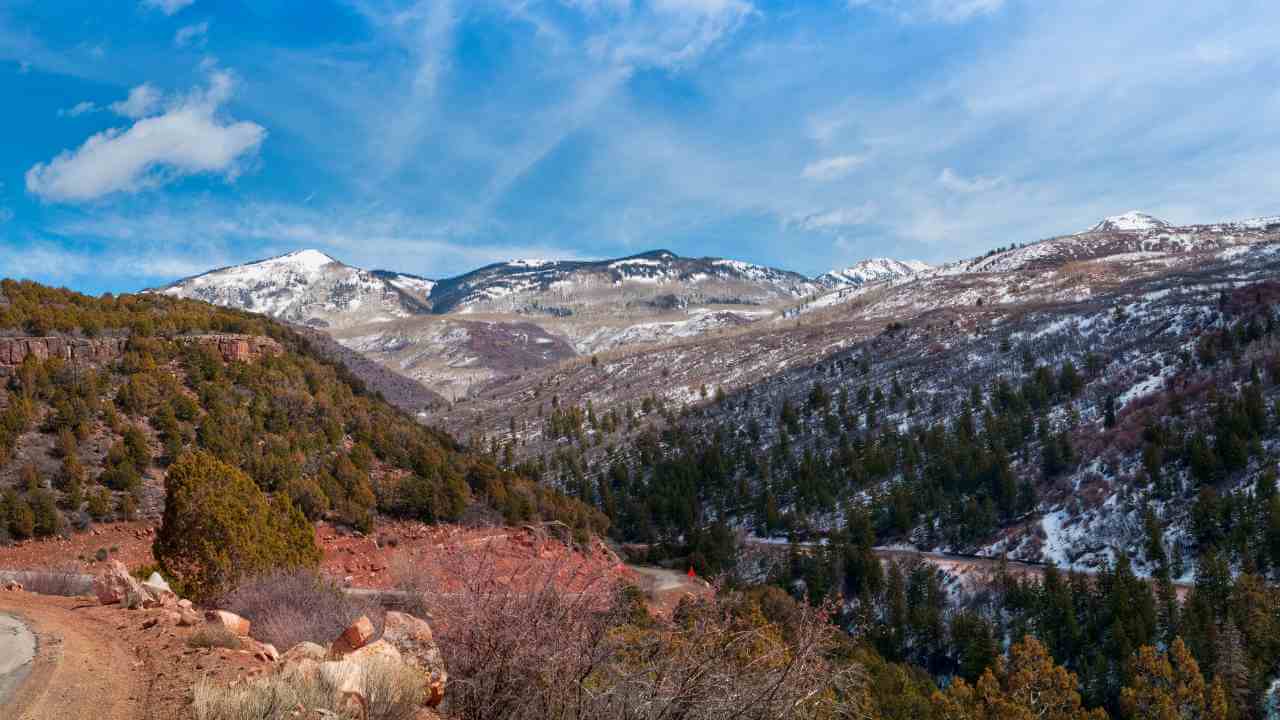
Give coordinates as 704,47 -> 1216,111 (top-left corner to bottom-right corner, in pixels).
159,249 -> 430,328
1087,211 -> 1170,233
818,258 -> 931,288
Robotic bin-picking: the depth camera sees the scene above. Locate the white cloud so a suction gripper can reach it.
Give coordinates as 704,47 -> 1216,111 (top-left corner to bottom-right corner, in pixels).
174,21 -> 209,48
141,0 -> 195,16
109,83 -> 163,119
59,101 -> 98,117
26,71 -> 265,203
793,204 -> 877,231
937,167 -> 1003,193
802,154 -> 867,181
849,0 -> 1004,23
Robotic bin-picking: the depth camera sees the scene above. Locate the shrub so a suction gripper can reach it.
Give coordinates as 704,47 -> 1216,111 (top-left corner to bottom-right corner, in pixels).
87,488 -> 112,521
188,625 -> 244,651
28,489 -> 62,537
154,451 -> 321,601
220,570 -> 380,651
398,545 -> 865,720
5,491 -> 34,539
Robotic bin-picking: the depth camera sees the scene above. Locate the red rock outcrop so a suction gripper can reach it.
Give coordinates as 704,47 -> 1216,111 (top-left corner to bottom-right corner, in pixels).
0,336 -> 127,367
176,334 -> 284,363
0,333 -> 282,376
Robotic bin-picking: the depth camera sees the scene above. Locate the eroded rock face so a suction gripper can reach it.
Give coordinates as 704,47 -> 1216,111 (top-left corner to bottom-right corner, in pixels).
174,334 -> 284,363
0,333 -> 283,376
0,337 -> 127,372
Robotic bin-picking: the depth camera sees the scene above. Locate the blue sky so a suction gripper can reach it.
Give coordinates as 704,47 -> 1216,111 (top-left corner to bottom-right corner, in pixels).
1,0 -> 1279,294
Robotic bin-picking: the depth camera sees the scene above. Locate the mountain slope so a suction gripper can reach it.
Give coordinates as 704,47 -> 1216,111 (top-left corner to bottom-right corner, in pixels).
159,250 -> 432,329
159,248 -> 823,399
420,214 -> 1280,584
817,258 -> 931,288
428,250 -> 818,315
0,280 -> 604,543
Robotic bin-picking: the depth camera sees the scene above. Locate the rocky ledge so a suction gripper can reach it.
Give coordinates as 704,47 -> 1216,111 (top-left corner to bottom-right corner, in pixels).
0,333 -> 283,374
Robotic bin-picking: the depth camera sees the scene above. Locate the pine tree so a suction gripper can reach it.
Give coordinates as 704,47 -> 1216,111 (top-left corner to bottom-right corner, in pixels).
154,451 -> 320,600
1120,638 -> 1208,720
1213,622 -> 1249,715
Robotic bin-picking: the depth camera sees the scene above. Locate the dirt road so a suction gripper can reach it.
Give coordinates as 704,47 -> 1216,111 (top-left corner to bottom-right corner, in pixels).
0,592 -> 149,720
0,612 -> 36,707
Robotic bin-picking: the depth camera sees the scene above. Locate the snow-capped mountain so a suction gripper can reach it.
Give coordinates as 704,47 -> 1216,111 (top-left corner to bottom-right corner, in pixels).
156,213 -> 1278,403
158,250 -> 432,329
1086,211 -> 1171,233
817,258 -> 931,288
428,250 -> 818,314
962,212 -> 1277,274
156,248 -> 823,397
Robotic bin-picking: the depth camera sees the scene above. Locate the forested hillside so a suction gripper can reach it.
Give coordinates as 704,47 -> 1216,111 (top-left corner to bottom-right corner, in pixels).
0,280 -> 605,545
476,224 -> 1280,589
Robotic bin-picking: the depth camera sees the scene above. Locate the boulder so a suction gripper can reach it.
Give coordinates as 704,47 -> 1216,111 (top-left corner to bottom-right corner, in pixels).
244,639 -> 280,663
329,615 -> 375,658
319,660 -> 365,704
281,641 -> 328,665
93,560 -> 157,608
146,572 -> 171,592
381,611 -> 448,707
205,610 -> 251,637
177,608 -> 203,627
1,581 -> 21,592
342,639 -> 402,665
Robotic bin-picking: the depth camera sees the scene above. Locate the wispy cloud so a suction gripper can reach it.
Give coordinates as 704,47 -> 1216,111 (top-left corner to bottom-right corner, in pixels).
937,167 -> 1003,193
58,100 -> 98,117
802,154 -> 867,181
44,198 -> 587,284
848,0 -> 1005,24
141,0 -> 195,16
174,21 -> 209,48
792,204 -> 877,231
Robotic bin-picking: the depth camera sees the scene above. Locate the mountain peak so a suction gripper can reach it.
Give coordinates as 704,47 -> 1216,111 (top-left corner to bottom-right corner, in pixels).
1088,211 -> 1170,233
159,248 -> 427,328
818,258 -> 931,288
273,248 -> 339,269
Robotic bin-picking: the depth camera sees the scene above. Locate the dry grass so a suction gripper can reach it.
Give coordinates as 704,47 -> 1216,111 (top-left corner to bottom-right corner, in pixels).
220,569 -> 382,651
188,624 -> 244,651
192,658 -> 424,720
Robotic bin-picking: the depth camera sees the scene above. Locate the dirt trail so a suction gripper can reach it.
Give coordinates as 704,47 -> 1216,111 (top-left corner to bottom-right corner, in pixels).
0,612 -> 36,706
627,564 -> 713,615
0,592 -> 149,720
